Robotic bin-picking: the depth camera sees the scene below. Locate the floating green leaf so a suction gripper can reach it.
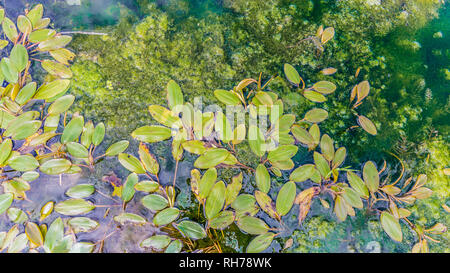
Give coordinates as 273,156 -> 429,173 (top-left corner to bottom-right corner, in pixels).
312,81 -> 336,94
208,210 -> 235,230
153,207 -> 180,227
255,164 -> 271,193
342,187 -> 363,209
92,122 -> 105,146
194,149 -> 229,169
54,199 -> 95,216
276,182 -> 296,216
67,217 -> 99,233
255,190 -> 279,220
118,153 -> 146,174
25,222 -> 43,246
7,155 -> 39,172
303,90 -> 326,103
284,64 -> 301,85
34,79 -> 71,100
114,213 -> 146,225
380,211 -> 403,242
122,173 -> 138,202
167,80 -> 183,111
10,44 -> 28,73
0,193 -> 13,215
205,181 -> 226,219
65,184 -> 94,199
199,168 -> 217,199
135,181 -> 159,193
40,159 -> 72,175
66,142 -> 89,158
358,115 -> 377,135
237,216 -> 269,235
61,116 -> 84,144
346,171 -> 369,199
363,161 -> 379,193
334,196 -> 347,222
267,145 -> 298,163
140,235 -> 171,249
246,232 -> 276,253
320,134 -> 334,161
105,140 -> 129,156
131,125 -> 172,143
214,89 -> 241,105
141,194 -> 168,211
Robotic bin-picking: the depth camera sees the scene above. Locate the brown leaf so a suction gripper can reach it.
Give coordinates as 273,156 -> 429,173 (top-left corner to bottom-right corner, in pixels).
295,187 -> 319,224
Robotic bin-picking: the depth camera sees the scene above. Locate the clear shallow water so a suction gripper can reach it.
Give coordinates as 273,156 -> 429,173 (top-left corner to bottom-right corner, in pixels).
1,0 -> 448,253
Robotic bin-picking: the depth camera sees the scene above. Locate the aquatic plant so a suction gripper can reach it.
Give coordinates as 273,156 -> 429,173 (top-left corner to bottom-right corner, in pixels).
0,3 -> 447,254
0,4 -> 128,252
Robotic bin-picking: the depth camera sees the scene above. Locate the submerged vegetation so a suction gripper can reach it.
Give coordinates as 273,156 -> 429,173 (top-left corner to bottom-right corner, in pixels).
0,1 -> 448,253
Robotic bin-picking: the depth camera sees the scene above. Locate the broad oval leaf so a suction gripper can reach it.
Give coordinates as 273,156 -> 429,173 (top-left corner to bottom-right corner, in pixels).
153,207 -> 180,227
167,80 -> 184,111
255,191 -> 279,220
304,108 -> 328,123
67,217 -> 99,233
65,184 -> 94,199
148,105 -> 182,128
134,180 -> 159,193
342,187 -> 363,209
105,140 -> 129,156
284,64 -> 301,85
121,173 -> 138,202
198,168 -> 217,199
176,220 -> 207,240
194,149 -> 229,169
92,123 -> 105,146
255,164 -> 271,193
312,81 -> 336,94
66,142 -> 89,158
276,181 -> 296,216
347,171 -> 369,199
358,115 -> 377,135
25,222 -> 43,246
214,89 -> 241,105
61,116 -> 84,144
363,161 -> 379,193
380,211 -> 403,242
334,196 -> 347,222
208,210 -> 235,230
140,235 -> 171,250
246,232 -> 276,253
320,134 -> 334,161
267,145 -> 298,163
131,125 -> 172,143
141,194 -> 168,211
290,164 -> 315,182
7,155 -> 39,172
0,193 -> 13,214
205,181 -> 226,219
34,79 -> 71,100
48,95 -> 75,115
303,90 -> 326,103
118,153 -> 146,174
54,199 -> 95,216
114,213 -> 146,225
40,159 -> 72,175
236,215 -> 269,235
